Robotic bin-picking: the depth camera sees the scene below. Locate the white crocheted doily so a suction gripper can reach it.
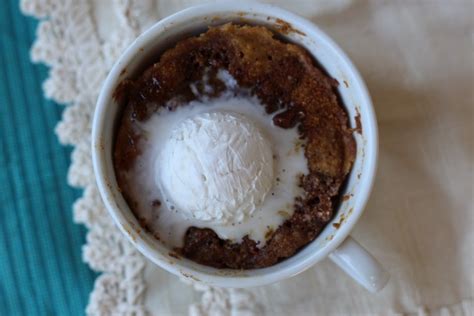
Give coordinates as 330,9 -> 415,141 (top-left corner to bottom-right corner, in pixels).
21,0 -> 473,315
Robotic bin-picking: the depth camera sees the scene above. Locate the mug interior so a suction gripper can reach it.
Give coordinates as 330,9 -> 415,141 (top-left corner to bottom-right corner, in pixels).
92,2 -> 377,288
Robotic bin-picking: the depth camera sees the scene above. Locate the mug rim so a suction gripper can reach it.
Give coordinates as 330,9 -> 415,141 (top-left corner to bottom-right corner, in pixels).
92,2 -> 378,288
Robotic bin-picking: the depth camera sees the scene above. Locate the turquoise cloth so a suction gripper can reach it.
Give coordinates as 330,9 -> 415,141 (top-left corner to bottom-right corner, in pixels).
0,1 -> 97,315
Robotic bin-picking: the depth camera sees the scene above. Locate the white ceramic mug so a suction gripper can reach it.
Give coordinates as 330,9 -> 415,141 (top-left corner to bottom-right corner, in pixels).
92,2 -> 389,292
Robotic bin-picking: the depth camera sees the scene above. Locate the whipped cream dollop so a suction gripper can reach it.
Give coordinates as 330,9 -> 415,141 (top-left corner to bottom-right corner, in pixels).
158,111 -> 274,225
126,77 -> 307,247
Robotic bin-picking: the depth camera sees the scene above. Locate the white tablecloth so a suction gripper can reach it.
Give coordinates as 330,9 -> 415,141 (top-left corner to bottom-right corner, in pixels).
146,1 -> 474,314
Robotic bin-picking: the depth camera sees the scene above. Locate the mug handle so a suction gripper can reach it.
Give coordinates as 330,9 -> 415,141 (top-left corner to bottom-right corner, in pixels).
329,236 -> 389,292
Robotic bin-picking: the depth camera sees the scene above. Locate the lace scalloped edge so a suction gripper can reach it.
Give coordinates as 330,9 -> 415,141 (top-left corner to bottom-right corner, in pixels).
20,0 -> 152,315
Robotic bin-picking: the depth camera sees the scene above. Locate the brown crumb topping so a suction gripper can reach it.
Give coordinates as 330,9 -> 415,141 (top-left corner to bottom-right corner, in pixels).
113,24 -> 355,269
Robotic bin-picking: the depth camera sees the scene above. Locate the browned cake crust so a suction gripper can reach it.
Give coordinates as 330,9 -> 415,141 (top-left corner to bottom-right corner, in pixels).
114,24 -> 356,269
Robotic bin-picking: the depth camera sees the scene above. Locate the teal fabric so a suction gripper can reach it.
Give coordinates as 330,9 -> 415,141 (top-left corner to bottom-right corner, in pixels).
0,0 -> 97,315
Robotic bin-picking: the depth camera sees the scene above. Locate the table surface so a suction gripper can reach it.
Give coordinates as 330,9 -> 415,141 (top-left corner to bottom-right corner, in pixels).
0,0 -> 96,315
